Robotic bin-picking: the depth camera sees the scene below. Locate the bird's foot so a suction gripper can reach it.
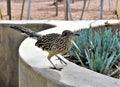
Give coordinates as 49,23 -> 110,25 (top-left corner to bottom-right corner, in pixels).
50,66 -> 63,71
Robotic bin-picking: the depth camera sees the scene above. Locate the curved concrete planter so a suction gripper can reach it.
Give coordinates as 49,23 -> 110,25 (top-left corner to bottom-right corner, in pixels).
0,21 -> 56,87
19,20 -> 120,87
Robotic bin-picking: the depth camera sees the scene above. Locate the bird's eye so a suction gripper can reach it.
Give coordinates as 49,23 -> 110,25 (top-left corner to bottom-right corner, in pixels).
62,32 -> 67,36
64,32 -> 67,36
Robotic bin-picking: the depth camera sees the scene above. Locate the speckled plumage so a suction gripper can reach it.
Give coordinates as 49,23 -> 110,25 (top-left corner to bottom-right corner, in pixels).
35,30 -> 76,59
35,33 -> 61,51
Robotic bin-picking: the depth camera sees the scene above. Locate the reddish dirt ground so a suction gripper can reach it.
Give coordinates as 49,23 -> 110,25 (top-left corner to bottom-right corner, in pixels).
0,0 -> 120,20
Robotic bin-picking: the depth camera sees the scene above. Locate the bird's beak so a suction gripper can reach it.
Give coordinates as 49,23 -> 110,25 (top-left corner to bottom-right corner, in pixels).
74,33 -> 80,36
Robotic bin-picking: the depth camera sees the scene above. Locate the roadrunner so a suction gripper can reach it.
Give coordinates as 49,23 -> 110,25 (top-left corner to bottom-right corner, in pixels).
10,25 -> 79,70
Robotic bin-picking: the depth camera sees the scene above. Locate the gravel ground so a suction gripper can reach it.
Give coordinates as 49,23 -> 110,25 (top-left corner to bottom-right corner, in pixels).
0,0 -> 120,20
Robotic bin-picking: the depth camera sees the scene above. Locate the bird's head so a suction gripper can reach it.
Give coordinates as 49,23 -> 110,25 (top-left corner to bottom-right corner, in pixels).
61,30 -> 79,39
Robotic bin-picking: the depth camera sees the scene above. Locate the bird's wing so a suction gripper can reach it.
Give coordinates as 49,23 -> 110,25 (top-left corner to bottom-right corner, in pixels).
35,33 -> 61,51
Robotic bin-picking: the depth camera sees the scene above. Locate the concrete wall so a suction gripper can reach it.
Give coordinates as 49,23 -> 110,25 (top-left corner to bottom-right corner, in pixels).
19,58 -> 67,87
0,23 -> 55,87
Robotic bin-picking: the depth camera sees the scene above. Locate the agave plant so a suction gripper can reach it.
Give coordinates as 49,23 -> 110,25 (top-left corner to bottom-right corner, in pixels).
70,27 -> 120,76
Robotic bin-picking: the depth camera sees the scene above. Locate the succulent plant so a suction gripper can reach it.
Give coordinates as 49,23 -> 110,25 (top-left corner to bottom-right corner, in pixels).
70,27 -> 120,76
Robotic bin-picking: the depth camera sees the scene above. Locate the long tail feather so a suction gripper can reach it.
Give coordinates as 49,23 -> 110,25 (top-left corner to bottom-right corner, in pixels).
10,25 -> 41,40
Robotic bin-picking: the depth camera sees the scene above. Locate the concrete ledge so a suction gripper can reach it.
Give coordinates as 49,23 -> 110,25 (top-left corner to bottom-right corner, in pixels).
0,22 -> 56,87
18,20 -> 120,87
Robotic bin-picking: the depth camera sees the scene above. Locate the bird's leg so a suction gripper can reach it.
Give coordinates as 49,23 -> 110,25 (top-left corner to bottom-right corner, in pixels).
48,59 -> 62,71
48,54 -> 63,71
56,55 -> 67,65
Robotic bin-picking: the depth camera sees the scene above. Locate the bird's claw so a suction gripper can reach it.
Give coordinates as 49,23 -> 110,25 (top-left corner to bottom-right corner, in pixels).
50,66 -> 63,71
